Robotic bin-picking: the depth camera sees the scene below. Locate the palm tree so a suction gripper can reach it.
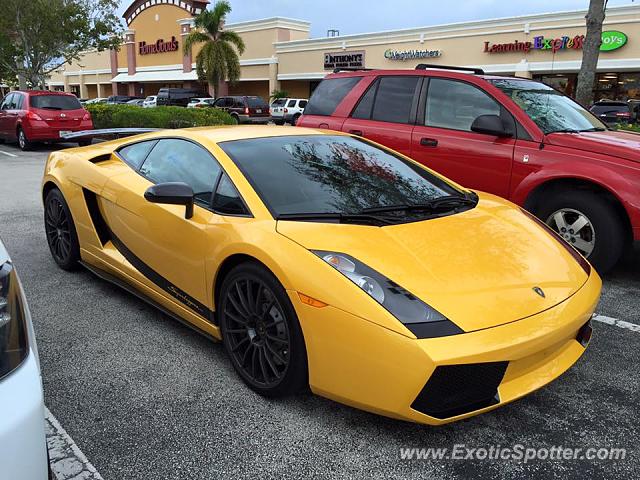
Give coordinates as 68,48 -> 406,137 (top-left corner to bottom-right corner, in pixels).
183,1 -> 245,98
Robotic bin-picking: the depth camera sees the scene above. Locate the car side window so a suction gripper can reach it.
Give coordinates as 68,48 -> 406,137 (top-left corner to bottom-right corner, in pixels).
298,100 -> 308,108
351,80 -> 378,119
370,76 -> 420,124
212,173 -> 249,216
117,140 -> 158,169
286,99 -> 296,108
1,93 -> 14,110
233,98 -> 243,108
14,94 -> 23,109
425,78 -> 501,132
214,98 -> 226,108
304,77 -> 362,116
140,139 -> 222,206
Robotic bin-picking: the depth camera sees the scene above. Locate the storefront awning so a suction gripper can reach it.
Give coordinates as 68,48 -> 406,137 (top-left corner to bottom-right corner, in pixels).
112,70 -> 198,83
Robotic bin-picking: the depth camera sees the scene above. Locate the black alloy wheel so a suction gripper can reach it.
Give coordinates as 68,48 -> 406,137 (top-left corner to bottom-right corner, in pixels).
44,189 -> 80,270
220,263 -> 307,397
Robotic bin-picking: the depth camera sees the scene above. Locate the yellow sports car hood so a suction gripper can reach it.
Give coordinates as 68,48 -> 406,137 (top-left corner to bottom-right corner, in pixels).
276,195 -> 589,333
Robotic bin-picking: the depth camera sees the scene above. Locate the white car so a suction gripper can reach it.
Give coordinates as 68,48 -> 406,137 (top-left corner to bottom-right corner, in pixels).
0,239 -> 48,480
143,95 -> 157,108
187,97 -> 215,108
271,97 -> 308,125
84,97 -> 108,105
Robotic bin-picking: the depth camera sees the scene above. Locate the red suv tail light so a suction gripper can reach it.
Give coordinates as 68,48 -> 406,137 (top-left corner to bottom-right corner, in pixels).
284,108 -> 288,113
82,112 -> 91,121
244,107 -> 250,115
615,112 -> 631,117
27,111 -> 43,121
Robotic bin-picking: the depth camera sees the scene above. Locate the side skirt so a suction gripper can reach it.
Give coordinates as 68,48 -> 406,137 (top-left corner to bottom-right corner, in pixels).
80,260 -> 220,343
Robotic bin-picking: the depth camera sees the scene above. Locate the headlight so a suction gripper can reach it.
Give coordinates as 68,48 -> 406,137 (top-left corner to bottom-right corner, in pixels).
314,251 -> 463,338
0,261 -> 28,380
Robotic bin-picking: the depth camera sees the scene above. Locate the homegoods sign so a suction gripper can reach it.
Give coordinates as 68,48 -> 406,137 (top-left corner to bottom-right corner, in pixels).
484,30 -> 627,54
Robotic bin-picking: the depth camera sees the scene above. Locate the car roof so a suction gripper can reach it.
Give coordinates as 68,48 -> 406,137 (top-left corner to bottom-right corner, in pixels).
326,68 -> 528,83
16,90 -> 77,96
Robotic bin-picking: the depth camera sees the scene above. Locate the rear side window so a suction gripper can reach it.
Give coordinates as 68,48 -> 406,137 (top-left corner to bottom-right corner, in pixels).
304,77 -> 362,116
272,98 -> 286,107
298,100 -> 308,108
14,94 -> 24,109
351,81 -> 377,119
286,99 -> 296,108
31,95 -> 82,110
591,104 -> 629,114
118,140 -> 158,169
371,76 -> 420,124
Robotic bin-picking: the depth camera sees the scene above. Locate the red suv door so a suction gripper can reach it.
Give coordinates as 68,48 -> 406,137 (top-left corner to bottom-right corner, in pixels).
341,75 -> 421,157
410,77 -> 516,198
0,93 -> 19,140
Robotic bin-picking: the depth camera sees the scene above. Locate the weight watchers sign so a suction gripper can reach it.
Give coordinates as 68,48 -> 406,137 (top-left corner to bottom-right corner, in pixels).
384,48 -> 442,61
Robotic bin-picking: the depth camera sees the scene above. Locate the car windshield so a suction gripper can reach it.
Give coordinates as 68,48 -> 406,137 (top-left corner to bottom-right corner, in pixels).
490,79 -> 606,134
220,135 -> 463,218
31,95 -> 82,110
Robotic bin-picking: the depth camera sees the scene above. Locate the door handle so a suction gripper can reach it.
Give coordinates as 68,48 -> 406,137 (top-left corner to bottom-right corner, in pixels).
420,137 -> 438,147
348,129 -> 363,136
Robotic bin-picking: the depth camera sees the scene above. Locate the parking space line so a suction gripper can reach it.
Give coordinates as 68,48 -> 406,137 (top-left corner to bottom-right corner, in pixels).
0,149 -> 17,157
593,313 -> 640,333
45,407 -> 104,480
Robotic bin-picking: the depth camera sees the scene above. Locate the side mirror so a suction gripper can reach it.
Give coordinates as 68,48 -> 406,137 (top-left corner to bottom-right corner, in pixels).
144,182 -> 194,219
470,114 -> 512,137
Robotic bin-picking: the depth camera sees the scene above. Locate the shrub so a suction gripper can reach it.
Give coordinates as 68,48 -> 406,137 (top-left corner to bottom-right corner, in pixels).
618,123 -> 640,133
86,104 -> 236,129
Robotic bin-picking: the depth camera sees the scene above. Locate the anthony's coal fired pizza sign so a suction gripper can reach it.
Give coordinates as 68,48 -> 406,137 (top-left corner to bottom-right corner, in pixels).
139,36 -> 180,55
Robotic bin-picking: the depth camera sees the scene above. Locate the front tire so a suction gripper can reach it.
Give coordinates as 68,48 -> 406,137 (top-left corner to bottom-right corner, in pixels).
44,188 -> 81,271
536,189 -> 625,274
230,113 -> 240,124
219,263 -> 307,397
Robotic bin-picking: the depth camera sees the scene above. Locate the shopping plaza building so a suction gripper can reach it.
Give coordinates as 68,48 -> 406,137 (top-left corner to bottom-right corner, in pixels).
46,1 -> 640,102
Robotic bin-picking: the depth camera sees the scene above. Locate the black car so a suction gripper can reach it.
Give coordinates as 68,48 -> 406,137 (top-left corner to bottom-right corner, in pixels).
156,88 -> 207,107
590,101 -> 636,125
106,95 -> 143,104
211,96 -> 271,123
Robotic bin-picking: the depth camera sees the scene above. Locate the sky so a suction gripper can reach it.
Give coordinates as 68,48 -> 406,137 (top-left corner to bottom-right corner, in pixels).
117,0 -> 635,38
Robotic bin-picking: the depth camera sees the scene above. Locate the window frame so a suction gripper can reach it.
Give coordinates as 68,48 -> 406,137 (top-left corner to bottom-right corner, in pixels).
349,75 -> 422,125
417,77 -> 523,138
114,136 -> 252,218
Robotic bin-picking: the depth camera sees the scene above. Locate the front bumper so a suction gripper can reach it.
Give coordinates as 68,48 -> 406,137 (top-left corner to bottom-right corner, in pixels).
0,352 -> 48,479
292,270 -> 601,425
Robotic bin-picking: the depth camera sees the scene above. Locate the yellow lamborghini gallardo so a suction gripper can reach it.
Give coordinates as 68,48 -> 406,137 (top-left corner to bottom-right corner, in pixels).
41,126 -> 600,425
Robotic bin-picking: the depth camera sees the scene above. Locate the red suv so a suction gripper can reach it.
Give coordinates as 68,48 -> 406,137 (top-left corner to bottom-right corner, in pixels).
298,65 -> 640,273
0,90 -> 93,150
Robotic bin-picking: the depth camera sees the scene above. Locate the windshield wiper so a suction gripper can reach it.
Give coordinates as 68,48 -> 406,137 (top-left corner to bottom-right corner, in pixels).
578,127 -> 607,132
39,106 -> 63,110
276,212 -> 394,226
546,128 -> 579,134
360,195 -> 477,215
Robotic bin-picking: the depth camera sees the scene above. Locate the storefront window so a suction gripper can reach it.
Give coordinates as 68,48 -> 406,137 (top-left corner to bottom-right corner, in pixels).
593,72 -> 640,102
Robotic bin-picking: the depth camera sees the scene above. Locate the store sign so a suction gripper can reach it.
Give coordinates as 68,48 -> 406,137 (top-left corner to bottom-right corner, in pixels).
139,36 -> 179,55
483,31 -> 627,54
600,31 -> 627,51
384,48 -> 442,61
324,51 -> 365,70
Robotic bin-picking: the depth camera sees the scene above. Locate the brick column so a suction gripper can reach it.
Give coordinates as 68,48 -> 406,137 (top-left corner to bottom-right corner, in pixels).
179,19 -> 194,73
124,30 -> 136,76
268,57 -> 279,96
109,47 -> 119,96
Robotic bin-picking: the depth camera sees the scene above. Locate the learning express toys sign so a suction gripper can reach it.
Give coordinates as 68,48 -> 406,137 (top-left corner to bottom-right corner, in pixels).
484,31 -> 627,54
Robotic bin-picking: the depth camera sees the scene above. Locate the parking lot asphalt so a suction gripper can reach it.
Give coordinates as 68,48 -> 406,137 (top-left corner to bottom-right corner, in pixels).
0,141 -> 638,480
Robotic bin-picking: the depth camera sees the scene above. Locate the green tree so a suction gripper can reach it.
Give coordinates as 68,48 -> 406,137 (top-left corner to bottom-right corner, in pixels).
270,89 -> 290,101
183,1 -> 245,98
0,0 -> 121,90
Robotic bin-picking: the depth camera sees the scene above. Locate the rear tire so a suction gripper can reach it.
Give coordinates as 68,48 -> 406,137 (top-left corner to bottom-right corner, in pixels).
219,262 -> 307,397
535,189 -> 625,274
291,114 -> 301,126
17,127 -> 33,151
274,119 -> 284,126
44,188 -> 81,271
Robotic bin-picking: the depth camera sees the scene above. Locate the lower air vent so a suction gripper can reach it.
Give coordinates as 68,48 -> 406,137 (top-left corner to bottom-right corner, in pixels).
411,361 -> 508,419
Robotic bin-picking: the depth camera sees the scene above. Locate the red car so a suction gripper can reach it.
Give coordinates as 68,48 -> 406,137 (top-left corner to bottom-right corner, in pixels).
299,65 -> 640,273
0,90 -> 93,150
